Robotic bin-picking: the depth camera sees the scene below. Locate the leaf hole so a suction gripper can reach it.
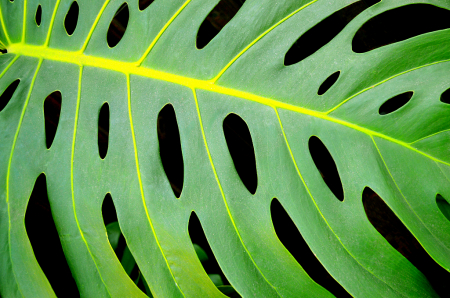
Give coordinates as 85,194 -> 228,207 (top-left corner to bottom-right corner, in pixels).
0,49 -> 7,54
363,187 -> 450,296
271,198 -> 351,297
25,174 -> 80,297
138,0 -> 154,11
157,104 -> 184,198
284,0 -> 380,66
308,136 -> 344,201
107,2 -> 129,48
64,1 -> 79,36
44,91 -> 62,149
102,194 -> 151,295
378,91 -> 413,115
223,113 -> 258,195
98,102 -> 110,159
353,4 -> 450,53
35,5 -> 42,26
440,88 -> 450,104
436,194 -> 450,222
196,0 -> 246,49
318,71 -> 340,96
0,79 -> 20,112
188,212 -> 231,289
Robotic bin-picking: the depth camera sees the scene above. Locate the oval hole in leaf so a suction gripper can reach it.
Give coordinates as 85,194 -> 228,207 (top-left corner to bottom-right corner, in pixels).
440,88 -> 450,104
318,71 -> 340,95
196,0 -> 246,49
436,194 -> 450,222
44,91 -> 62,149
138,0 -> 154,11
378,91 -> 413,115
223,113 -> 257,195
0,79 -> 20,112
353,4 -> 450,53
284,0 -> 380,66
64,1 -> 79,36
157,104 -> 184,198
102,194 -> 150,295
188,212 -> 230,287
308,136 -> 344,201
35,5 -> 42,26
25,174 -> 80,296
98,102 -> 110,159
271,198 -> 351,297
363,187 -> 450,296
107,3 -> 129,48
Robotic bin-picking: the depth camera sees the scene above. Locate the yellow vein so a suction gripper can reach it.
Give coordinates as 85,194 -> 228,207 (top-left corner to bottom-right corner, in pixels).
0,54 -> 19,80
409,128 -> 450,145
127,74 -> 185,298
7,43 -> 450,168
22,0 -> 27,42
193,88 -> 281,296
210,0 -> 319,83
6,58 -> 42,298
371,136 -> 450,251
275,108 -> 406,298
44,0 -> 61,47
70,66 -> 112,297
80,0 -> 111,52
326,58 -> 450,114
0,6 -> 11,44
136,0 -> 191,66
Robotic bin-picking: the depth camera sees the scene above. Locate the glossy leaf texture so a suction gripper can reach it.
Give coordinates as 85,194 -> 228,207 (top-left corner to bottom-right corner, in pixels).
1,0 -> 450,297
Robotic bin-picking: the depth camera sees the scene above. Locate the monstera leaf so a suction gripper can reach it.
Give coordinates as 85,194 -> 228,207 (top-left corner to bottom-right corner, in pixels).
1,0 -> 450,297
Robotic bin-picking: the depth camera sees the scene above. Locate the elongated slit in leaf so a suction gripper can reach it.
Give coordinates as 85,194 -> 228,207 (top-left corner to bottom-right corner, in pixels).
308,136 -> 343,201
362,187 -> 450,297
64,1 -> 79,36
35,5 -> 42,26
440,88 -> 450,104
196,0 -> 246,49
157,104 -> 184,198
0,79 -> 20,112
436,194 -> 450,221
223,113 -> 257,195
318,71 -> 340,96
25,174 -> 80,297
139,0 -> 154,11
98,102 -> 109,159
284,0 -> 380,66
107,3 -> 129,48
353,4 -> 450,53
188,212 -> 230,288
44,91 -> 62,149
271,199 -> 351,297
378,91 -> 413,115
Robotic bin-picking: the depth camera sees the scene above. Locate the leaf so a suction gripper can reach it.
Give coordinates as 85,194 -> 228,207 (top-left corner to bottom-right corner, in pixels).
106,221 -> 121,251
0,0 -> 450,297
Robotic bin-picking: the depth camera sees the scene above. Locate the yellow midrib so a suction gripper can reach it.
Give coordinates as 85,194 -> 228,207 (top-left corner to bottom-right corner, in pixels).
7,43 -> 449,167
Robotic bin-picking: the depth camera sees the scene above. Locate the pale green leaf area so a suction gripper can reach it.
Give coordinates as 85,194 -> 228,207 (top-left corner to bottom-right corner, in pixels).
0,0 -> 449,297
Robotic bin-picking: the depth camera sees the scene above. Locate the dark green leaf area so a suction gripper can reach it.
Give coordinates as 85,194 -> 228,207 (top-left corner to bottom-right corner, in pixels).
157,104 -> 184,198
318,71 -> 340,96
98,102 -> 109,159
25,174 -> 80,298
440,88 -> 450,104
64,1 -> 79,36
284,0 -> 380,66
139,0 -> 154,11
353,4 -> 450,53
271,199 -> 351,298
436,194 -> 450,222
188,212 -> 230,287
308,136 -> 344,201
363,188 -> 450,297
107,3 -> 129,48
196,0 -> 246,49
0,79 -> 20,112
44,91 -> 62,149
223,113 -> 257,195
35,5 -> 42,26
378,91 -> 413,115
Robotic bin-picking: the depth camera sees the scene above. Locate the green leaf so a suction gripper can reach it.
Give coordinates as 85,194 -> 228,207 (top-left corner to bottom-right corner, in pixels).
106,221 -> 121,251
193,243 -> 209,263
0,0 -> 450,297
208,274 -> 224,287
